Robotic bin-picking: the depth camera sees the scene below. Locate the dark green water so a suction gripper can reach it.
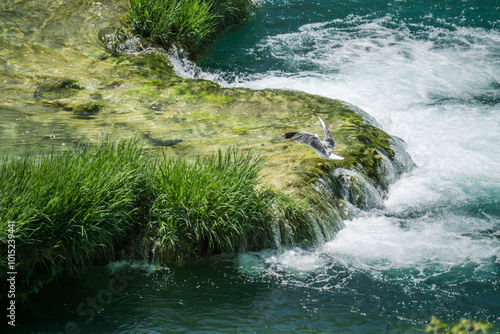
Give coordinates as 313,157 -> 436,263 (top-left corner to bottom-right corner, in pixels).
194,0 -> 500,330
2,0 -> 500,333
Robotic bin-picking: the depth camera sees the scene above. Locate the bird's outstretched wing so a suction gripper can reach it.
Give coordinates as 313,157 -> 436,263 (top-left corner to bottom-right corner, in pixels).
283,131 -> 319,145
283,131 -> 327,155
315,114 -> 335,149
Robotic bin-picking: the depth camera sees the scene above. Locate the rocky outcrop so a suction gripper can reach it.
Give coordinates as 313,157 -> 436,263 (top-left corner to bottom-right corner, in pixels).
2,44 -> 414,246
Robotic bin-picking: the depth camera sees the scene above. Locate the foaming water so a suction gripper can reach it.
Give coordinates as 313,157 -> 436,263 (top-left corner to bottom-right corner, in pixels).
189,0 -> 500,323
324,214 -> 499,274
239,209 -> 498,280
6,0 -> 499,332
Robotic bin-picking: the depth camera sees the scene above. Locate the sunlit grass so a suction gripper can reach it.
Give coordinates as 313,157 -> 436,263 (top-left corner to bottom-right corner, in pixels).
0,140 -> 148,292
148,149 -> 273,261
127,0 -> 257,58
0,139 -> 319,295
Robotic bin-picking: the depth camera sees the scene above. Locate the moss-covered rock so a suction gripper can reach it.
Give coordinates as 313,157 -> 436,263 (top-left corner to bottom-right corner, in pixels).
0,0 -> 416,298
34,79 -> 82,100
2,42 -> 414,251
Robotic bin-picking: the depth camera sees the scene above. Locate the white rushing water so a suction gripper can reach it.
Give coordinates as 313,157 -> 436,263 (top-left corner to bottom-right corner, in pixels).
173,14 -> 500,283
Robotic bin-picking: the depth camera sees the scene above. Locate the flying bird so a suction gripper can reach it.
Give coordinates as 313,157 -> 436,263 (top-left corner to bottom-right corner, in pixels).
282,114 -> 344,160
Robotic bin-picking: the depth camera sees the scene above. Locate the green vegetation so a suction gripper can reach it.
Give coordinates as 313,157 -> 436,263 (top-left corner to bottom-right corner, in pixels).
425,316 -> 495,334
0,140 -> 148,294
127,0 -> 257,59
147,149 -> 273,261
0,139 -> 317,296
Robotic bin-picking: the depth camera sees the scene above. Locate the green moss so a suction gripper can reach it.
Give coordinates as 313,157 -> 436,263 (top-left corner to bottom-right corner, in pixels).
42,99 -> 103,114
69,101 -> 102,114
330,112 -> 397,188
34,79 -> 82,100
127,83 -> 163,99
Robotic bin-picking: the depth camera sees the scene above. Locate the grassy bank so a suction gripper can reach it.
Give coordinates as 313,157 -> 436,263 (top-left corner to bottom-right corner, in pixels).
147,149 -> 273,261
127,0 -> 257,59
0,140 -> 148,295
0,139 -> 314,296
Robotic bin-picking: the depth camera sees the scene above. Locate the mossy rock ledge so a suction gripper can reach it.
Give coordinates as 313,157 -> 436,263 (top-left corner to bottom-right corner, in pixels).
124,75 -> 416,251
102,61 -> 415,249
4,52 -> 415,259
155,81 -> 414,214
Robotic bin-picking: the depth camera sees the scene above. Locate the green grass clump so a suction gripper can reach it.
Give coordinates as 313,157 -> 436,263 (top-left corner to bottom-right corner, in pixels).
0,140 -> 148,293
127,0 -> 257,58
0,140 -> 312,294
0,139 -> 327,296
147,149 -> 273,261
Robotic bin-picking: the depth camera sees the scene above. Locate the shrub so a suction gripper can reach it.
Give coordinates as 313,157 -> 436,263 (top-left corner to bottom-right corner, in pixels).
0,140 -> 148,292
147,149 -> 273,261
127,0 -> 257,58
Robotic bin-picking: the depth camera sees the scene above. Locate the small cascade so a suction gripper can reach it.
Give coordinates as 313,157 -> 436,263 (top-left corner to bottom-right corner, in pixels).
327,168 -> 385,209
150,244 -> 158,264
272,132 -> 416,249
270,220 -> 282,249
167,45 -> 200,78
381,137 -> 417,188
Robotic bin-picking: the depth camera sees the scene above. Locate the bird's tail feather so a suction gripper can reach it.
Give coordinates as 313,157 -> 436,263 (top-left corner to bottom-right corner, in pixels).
328,153 -> 344,160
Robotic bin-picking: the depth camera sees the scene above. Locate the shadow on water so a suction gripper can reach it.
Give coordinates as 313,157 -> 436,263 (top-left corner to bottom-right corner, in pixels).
15,254 -> 500,333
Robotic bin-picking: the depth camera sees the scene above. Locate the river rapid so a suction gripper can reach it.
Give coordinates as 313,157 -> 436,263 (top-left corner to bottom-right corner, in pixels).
195,0 -> 500,331
2,0 -> 500,333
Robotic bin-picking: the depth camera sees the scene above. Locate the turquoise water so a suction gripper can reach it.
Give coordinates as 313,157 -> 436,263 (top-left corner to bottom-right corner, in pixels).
179,0 -> 500,330
8,0 -> 500,332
